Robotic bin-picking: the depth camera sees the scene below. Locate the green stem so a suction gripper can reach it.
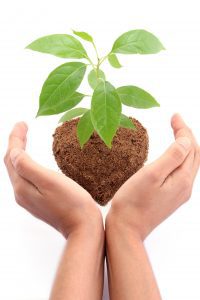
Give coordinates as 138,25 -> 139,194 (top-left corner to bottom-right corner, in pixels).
99,53 -> 110,65
92,41 -> 100,61
86,57 -> 96,70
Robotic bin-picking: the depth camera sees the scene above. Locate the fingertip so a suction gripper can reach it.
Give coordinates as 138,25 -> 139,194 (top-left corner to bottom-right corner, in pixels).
15,121 -> 28,132
171,113 -> 181,128
10,122 -> 28,142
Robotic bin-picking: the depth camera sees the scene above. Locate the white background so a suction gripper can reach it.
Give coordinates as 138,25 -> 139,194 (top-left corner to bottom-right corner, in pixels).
0,0 -> 200,299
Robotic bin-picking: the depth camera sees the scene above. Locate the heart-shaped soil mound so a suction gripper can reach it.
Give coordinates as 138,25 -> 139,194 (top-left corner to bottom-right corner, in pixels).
52,117 -> 148,206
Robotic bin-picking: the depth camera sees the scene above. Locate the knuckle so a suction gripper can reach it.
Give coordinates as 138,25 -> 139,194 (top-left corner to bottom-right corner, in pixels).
14,185 -> 26,207
14,154 -> 25,173
144,167 -> 158,183
171,144 -> 185,162
15,194 -> 24,206
14,182 -> 24,199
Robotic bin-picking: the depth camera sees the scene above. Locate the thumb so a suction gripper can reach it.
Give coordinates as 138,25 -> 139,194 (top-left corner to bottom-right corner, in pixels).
149,137 -> 191,183
10,148 -> 52,188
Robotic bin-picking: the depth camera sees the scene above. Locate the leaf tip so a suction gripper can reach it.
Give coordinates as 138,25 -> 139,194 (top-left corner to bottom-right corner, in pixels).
25,44 -> 30,50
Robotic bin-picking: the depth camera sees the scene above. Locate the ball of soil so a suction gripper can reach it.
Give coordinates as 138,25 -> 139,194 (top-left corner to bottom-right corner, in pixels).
52,117 -> 148,206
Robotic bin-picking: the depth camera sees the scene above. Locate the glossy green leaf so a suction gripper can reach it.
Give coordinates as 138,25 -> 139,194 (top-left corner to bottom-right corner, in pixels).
37,92 -> 85,116
117,85 -> 160,108
26,34 -> 88,59
37,62 -> 87,117
120,114 -> 136,129
77,110 -> 94,148
72,30 -> 93,43
58,107 -> 89,123
112,30 -> 165,54
88,69 -> 106,89
108,53 -> 122,68
91,81 -> 122,148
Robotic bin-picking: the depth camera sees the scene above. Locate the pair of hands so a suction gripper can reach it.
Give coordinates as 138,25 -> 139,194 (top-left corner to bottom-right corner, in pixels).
4,114 -> 200,240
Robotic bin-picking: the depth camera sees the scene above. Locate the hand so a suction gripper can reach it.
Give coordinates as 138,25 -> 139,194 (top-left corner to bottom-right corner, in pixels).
106,114 -> 200,240
4,122 -> 103,238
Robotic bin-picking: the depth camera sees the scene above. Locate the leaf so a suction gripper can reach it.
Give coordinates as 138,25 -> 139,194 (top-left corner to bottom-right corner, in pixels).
116,85 -> 160,109
112,30 -> 165,54
37,92 -> 85,116
58,107 -> 89,123
108,53 -> 122,68
91,81 -> 122,148
72,30 -> 93,43
120,114 -> 136,129
37,62 -> 87,117
77,110 -> 94,148
26,34 -> 88,59
88,69 -> 106,89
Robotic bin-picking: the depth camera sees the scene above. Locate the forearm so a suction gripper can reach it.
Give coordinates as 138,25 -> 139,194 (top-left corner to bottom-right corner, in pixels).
106,214 -> 161,300
49,226 -> 105,300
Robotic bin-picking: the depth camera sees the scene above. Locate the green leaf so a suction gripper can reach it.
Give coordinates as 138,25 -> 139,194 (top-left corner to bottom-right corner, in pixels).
108,53 -> 122,68
120,114 -> 136,129
77,110 -> 94,148
91,81 -> 122,148
26,34 -> 88,59
59,107 -> 89,123
37,62 -> 87,117
88,69 -> 106,89
37,92 -> 85,116
116,85 -> 160,109
112,30 -> 165,54
72,30 -> 93,43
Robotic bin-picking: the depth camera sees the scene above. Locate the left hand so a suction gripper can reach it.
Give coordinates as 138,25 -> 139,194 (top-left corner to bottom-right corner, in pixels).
106,114 -> 200,240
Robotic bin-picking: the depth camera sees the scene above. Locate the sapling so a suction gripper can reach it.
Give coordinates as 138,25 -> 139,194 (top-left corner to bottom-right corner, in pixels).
26,29 -> 164,205
26,29 -> 164,149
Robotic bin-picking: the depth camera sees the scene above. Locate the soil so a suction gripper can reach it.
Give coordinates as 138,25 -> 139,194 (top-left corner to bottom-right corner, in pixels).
52,117 -> 149,206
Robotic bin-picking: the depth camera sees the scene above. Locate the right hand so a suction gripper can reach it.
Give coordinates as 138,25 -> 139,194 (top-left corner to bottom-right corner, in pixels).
106,114 -> 200,240
4,122 -> 103,238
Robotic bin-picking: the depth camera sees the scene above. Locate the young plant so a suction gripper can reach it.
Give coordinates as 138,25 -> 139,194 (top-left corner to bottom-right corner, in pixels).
26,29 -> 165,148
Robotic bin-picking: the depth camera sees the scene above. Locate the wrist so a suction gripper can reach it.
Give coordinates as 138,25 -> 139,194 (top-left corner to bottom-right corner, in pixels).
106,206 -> 146,242
60,204 -> 104,240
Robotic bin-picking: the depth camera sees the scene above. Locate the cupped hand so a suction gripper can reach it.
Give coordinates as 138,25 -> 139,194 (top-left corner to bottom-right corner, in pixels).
4,122 -> 103,238
107,114 -> 200,240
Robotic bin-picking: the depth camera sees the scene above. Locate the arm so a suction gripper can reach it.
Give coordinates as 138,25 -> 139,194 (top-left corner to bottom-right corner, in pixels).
105,114 -> 200,300
4,122 -> 105,300
106,220 -> 161,299
49,224 -> 105,300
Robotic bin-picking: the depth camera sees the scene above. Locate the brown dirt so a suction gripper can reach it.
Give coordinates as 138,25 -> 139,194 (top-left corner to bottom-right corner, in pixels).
52,117 -> 149,206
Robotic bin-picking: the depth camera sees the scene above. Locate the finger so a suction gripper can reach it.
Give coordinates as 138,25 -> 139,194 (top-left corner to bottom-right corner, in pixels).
12,175 -> 45,226
148,137 -> 191,184
13,175 -> 41,208
4,122 -> 28,185
7,122 -> 28,152
10,148 -> 54,189
171,114 -> 200,179
171,114 -> 198,146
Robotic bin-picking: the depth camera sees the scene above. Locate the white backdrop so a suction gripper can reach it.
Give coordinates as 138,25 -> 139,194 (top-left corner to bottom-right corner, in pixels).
0,0 -> 200,299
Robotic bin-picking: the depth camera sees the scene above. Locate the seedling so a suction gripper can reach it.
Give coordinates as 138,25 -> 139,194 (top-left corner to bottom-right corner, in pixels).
26,29 -> 164,148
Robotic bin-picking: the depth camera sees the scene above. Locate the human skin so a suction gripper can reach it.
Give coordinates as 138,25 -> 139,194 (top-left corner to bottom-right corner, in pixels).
105,114 -> 200,300
4,114 -> 200,300
4,122 -> 105,300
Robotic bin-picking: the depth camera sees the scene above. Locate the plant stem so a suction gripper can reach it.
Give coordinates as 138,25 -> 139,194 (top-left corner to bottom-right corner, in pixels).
99,53 -> 110,65
92,41 -> 100,61
86,56 -> 96,70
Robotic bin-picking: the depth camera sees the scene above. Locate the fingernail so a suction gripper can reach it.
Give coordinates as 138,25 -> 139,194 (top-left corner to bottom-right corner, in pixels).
10,148 -> 23,167
177,137 -> 191,150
